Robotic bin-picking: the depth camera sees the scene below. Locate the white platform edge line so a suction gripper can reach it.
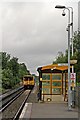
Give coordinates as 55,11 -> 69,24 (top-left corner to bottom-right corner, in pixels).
19,103 -> 32,118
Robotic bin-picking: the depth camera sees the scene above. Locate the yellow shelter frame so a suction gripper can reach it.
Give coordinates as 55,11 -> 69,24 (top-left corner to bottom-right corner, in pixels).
37,63 -> 75,101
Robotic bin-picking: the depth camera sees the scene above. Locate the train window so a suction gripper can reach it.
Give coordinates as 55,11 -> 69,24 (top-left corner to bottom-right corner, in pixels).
29,77 -> 33,80
23,77 -> 28,80
23,76 -> 33,81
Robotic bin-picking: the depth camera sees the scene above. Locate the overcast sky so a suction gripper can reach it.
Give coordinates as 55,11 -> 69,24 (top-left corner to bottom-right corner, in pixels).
1,0 -> 79,75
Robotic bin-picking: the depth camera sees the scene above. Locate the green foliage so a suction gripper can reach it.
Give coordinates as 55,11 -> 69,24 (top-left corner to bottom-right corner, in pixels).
1,52 -> 10,70
73,31 -> 80,83
8,57 -> 19,77
53,52 -> 67,64
19,63 -> 30,80
1,52 -> 30,89
53,31 -> 80,83
73,31 -> 80,52
2,69 -> 13,88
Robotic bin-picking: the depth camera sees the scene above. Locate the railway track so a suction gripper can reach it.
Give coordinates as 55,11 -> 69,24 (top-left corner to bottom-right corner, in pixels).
0,86 -> 32,119
0,86 -> 24,99
13,90 -> 31,120
0,86 -> 24,111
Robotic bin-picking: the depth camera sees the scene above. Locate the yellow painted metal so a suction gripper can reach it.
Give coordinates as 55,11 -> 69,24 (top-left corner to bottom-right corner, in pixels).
23,75 -> 35,87
40,64 -> 75,99
42,73 -> 62,95
41,64 -> 72,71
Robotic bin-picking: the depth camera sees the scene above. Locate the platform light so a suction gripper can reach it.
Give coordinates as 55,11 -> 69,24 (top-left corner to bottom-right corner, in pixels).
55,5 -> 73,111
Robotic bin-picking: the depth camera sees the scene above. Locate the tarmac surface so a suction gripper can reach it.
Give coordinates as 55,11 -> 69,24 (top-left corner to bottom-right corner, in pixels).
20,85 -> 80,120
19,85 -> 79,120
19,102 -> 78,119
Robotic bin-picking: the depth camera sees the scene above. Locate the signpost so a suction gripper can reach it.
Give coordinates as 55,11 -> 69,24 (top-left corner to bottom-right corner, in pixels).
70,73 -> 76,87
70,73 -> 76,107
70,73 -> 76,81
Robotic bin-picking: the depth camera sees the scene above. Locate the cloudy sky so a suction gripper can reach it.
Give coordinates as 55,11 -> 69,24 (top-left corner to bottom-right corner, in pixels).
1,0 -> 79,75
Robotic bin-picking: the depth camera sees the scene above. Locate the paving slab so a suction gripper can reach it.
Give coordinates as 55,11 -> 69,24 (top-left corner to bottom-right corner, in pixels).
19,85 -> 79,119
31,103 -> 78,118
20,102 -> 78,119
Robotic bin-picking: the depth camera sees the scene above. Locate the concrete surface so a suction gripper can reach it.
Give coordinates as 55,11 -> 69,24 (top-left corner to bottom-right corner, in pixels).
20,102 -> 78,119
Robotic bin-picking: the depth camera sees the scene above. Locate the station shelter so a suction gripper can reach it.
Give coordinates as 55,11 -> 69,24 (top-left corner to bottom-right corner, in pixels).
37,63 -> 76,102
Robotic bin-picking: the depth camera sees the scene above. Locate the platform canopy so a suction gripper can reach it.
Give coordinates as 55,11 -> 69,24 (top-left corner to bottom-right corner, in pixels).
37,63 -> 72,72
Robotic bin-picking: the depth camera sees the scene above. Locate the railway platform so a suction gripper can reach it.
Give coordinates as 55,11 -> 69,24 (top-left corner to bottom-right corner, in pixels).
19,87 -> 79,120
19,102 -> 78,119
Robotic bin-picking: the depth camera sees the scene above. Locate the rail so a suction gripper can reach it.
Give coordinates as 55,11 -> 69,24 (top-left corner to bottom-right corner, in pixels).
0,87 -> 24,112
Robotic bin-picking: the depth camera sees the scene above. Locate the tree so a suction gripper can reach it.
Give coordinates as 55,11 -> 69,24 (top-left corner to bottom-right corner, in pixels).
73,31 -> 80,52
2,69 -> 14,88
1,52 -> 10,70
8,57 -> 19,77
53,51 -> 67,64
73,31 -> 80,83
19,63 -> 30,80
53,31 -> 80,83
1,52 -> 31,89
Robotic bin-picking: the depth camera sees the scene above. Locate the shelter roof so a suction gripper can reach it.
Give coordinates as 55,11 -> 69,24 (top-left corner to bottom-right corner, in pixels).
38,63 -> 72,71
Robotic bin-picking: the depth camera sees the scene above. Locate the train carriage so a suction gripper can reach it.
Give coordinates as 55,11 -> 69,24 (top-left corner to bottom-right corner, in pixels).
23,75 -> 35,89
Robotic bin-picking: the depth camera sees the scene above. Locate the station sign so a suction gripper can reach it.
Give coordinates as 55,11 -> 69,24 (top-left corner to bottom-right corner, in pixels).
70,73 -> 76,80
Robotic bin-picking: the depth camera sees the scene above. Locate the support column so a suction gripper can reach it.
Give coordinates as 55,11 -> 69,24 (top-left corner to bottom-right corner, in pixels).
39,70 -> 42,101
62,72 -> 63,94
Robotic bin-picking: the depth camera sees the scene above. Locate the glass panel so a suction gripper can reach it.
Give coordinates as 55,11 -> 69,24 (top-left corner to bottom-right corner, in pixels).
52,88 -> 61,94
66,73 -> 68,80
42,88 -> 50,94
52,74 -> 61,80
52,82 -> 61,86
42,81 -> 50,86
42,74 -> 50,80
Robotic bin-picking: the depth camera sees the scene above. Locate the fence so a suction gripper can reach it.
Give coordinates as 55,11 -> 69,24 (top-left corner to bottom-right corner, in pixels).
75,86 -> 80,107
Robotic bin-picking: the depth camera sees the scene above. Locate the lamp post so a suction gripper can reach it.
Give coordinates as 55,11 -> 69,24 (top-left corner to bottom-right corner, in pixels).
55,5 -> 72,110
69,7 -> 74,74
69,7 -> 73,57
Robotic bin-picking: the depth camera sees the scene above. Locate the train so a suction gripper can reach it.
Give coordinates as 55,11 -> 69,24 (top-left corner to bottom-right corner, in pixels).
23,74 -> 35,89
